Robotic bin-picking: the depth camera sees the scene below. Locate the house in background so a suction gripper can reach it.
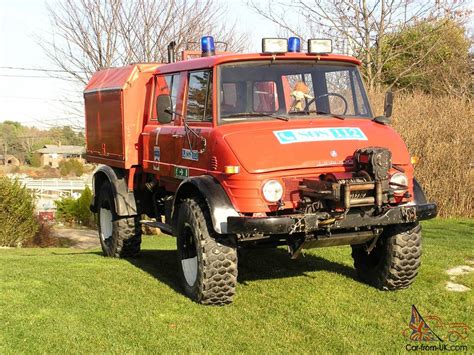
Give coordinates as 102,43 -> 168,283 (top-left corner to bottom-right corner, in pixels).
34,144 -> 86,168
0,154 -> 21,166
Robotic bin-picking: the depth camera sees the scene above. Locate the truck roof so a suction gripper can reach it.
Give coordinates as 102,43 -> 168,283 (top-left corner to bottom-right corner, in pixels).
84,63 -> 160,94
154,52 -> 361,75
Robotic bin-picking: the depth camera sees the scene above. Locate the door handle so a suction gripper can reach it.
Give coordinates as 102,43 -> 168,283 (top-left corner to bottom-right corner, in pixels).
172,134 -> 184,138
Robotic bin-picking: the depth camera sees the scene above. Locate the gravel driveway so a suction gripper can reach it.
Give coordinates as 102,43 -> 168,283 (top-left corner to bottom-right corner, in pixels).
52,226 -> 100,249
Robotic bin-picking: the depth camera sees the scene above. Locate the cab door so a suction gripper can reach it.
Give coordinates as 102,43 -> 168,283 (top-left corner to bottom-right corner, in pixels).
172,70 -> 214,179
143,74 -> 182,180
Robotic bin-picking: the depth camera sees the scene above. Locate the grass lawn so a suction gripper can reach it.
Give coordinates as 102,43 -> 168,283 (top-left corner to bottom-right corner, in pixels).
1,219 -> 473,353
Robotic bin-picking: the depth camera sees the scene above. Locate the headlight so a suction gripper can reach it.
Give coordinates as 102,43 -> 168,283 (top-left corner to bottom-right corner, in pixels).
262,180 -> 284,203
390,172 -> 408,194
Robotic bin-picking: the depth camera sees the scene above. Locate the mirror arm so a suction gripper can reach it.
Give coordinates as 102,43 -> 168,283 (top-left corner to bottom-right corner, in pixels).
165,108 -> 208,153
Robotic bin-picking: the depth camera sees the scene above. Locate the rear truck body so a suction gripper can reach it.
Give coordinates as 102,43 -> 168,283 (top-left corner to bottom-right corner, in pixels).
85,37 -> 437,305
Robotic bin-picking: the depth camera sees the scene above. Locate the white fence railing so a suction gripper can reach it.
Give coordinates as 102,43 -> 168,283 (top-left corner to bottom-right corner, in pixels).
17,178 -> 92,198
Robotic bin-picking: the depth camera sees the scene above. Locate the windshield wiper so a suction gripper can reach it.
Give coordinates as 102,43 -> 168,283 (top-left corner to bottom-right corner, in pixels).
315,111 -> 345,120
222,112 -> 289,121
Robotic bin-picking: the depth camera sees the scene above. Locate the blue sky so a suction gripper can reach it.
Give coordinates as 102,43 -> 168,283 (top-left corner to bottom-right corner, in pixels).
0,0 -> 282,129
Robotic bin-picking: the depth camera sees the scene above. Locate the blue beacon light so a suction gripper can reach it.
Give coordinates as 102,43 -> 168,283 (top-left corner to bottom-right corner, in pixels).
201,36 -> 216,57
288,37 -> 301,52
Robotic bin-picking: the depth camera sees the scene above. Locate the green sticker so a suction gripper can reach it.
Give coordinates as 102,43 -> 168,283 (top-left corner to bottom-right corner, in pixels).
174,166 -> 189,179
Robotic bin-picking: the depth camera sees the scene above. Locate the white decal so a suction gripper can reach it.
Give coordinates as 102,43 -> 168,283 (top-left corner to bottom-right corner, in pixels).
154,127 -> 161,145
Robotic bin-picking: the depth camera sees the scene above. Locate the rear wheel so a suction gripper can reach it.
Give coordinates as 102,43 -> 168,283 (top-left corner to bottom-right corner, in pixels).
351,223 -> 422,290
97,183 -> 141,258
176,198 -> 238,305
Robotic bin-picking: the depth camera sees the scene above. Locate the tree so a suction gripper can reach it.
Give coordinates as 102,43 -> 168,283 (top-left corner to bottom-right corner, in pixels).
42,0 -> 247,84
0,177 -> 39,246
381,18 -> 471,96
249,0 -> 471,92
55,186 -> 95,227
0,122 -> 19,165
49,126 -> 85,146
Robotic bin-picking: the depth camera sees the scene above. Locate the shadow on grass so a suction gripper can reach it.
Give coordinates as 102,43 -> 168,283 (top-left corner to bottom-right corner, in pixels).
51,251 -> 103,256
125,247 -> 357,294
237,248 -> 356,284
127,249 -> 182,294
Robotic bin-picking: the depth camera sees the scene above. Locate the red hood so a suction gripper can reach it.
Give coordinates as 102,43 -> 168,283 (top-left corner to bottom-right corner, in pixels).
222,119 -> 410,174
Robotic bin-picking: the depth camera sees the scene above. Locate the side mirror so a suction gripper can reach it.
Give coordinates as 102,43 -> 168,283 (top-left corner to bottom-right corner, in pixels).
374,91 -> 393,125
384,91 -> 393,118
156,94 -> 172,124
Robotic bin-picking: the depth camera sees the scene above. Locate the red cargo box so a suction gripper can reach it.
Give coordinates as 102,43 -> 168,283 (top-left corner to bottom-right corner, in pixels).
84,64 -> 160,168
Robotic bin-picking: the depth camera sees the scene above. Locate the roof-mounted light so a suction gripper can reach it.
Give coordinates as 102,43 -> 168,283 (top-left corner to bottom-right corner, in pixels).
308,39 -> 332,54
201,36 -> 215,57
262,38 -> 287,54
288,37 -> 301,52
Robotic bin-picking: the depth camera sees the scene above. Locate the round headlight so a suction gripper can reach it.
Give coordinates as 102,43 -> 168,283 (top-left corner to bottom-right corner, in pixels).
390,172 -> 408,194
262,180 -> 284,203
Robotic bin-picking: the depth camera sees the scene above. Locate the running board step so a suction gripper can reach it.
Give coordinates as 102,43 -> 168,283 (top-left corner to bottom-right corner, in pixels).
140,220 -> 173,236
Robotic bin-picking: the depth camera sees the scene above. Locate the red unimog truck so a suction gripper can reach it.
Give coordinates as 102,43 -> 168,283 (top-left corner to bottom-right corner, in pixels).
85,37 -> 437,305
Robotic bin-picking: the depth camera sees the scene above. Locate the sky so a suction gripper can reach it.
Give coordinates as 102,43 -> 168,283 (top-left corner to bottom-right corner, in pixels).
0,0 -> 282,130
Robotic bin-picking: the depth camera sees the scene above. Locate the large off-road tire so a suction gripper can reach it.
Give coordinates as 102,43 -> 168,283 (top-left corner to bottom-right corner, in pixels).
176,198 -> 238,305
351,223 -> 422,290
97,183 -> 141,258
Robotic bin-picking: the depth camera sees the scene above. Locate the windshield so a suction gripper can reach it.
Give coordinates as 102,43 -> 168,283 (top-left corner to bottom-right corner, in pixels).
218,61 -> 372,124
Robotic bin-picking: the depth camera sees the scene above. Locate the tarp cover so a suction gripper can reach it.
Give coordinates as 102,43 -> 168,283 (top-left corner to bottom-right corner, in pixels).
84,64 -> 160,92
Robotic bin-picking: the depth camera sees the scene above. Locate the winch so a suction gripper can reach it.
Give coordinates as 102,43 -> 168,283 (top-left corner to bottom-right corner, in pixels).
299,147 -> 392,210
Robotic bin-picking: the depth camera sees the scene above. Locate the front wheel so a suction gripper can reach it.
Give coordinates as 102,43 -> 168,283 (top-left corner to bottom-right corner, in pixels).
351,223 -> 422,290
176,198 -> 238,305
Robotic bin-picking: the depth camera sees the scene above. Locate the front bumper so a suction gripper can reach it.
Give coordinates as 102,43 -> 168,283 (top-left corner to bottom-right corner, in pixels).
227,203 -> 437,235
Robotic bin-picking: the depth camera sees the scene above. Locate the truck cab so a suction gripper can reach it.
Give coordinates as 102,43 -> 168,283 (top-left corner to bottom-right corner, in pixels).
85,37 -> 437,305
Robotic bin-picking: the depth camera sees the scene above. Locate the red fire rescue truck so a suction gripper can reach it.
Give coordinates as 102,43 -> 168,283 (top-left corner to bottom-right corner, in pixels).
85,37 -> 437,305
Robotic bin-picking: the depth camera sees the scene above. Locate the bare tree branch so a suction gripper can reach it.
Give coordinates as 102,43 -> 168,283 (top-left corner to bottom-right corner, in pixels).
41,0 -> 248,81
249,0 -> 471,92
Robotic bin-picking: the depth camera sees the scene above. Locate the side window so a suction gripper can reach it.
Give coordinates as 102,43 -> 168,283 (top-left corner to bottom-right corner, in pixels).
169,74 -> 181,111
351,71 -> 369,115
153,74 -> 181,121
187,71 -> 213,121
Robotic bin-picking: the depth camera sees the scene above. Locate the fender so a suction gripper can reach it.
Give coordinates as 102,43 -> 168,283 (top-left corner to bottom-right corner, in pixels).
90,165 -> 137,216
172,175 -> 239,234
413,178 -> 427,205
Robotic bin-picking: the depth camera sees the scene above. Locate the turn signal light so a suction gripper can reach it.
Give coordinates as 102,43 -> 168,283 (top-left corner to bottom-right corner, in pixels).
224,165 -> 240,174
411,156 -> 419,165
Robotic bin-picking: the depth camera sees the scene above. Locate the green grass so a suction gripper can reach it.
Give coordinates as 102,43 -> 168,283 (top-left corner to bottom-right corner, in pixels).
1,219 -> 473,353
